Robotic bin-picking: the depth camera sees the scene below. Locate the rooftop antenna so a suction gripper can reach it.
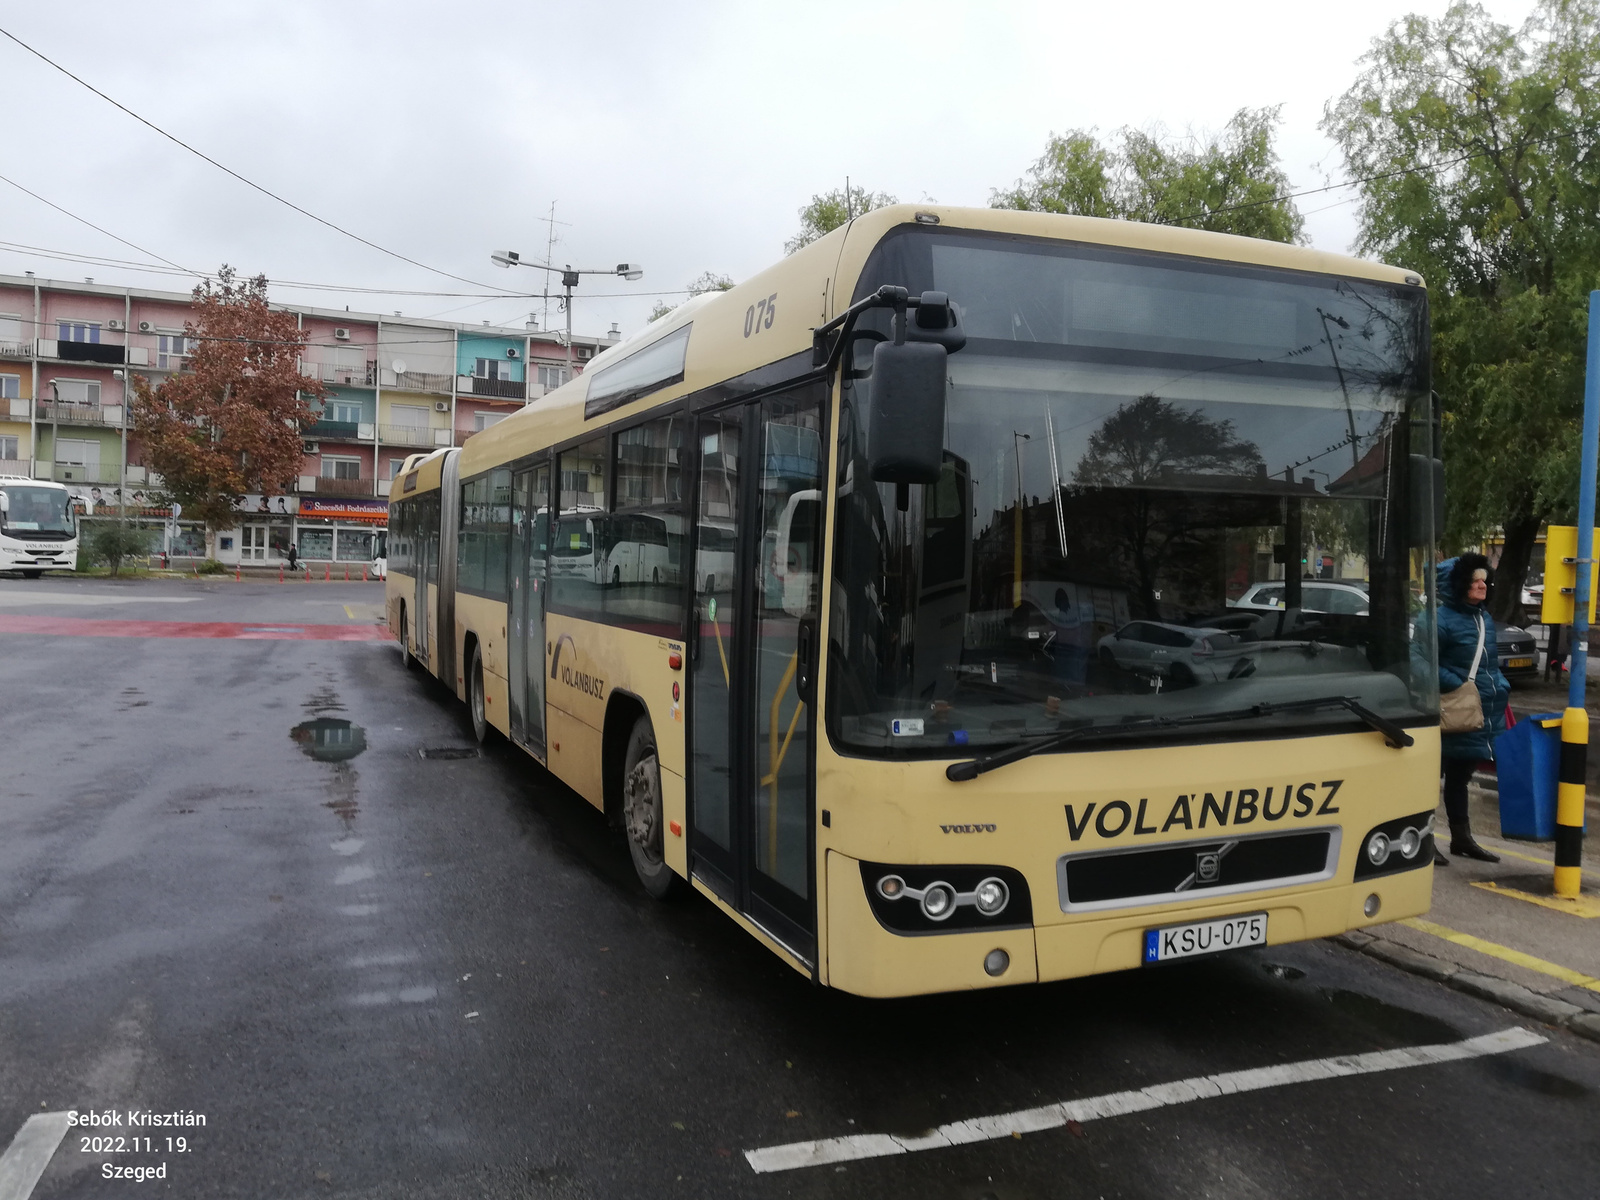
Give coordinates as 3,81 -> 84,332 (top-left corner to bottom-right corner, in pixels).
539,201 -> 571,333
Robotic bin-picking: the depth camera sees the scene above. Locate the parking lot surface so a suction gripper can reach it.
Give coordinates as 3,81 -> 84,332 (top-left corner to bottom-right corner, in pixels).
2,578 -> 1598,1199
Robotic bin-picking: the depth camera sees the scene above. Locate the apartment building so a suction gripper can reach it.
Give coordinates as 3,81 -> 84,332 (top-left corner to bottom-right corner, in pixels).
0,273 -> 619,564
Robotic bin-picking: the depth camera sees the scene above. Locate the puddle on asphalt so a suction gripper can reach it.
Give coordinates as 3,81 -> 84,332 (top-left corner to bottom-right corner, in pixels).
290,718 -> 367,762
290,718 -> 365,825
1262,963 -> 1306,981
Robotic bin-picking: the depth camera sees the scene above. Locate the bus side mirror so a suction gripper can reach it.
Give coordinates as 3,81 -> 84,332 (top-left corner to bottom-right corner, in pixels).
1408,455 -> 1444,546
868,339 -> 947,485
0,491 -> 8,515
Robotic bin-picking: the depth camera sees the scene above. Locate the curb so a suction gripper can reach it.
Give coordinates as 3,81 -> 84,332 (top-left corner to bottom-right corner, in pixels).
1331,931 -> 1600,1043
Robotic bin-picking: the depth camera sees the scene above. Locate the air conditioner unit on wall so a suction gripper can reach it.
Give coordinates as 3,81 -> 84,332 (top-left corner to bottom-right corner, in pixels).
107,319 -> 125,331
333,328 -> 351,340
433,401 -> 450,412
506,347 -> 520,359
138,321 -> 152,332
303,441 -> 319,454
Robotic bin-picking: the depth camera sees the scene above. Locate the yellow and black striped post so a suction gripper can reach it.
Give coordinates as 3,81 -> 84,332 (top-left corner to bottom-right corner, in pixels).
1557,707 -> 1587,898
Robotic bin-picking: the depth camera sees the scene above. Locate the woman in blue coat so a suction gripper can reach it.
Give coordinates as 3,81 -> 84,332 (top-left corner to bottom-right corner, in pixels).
1432,553 -> 1506,864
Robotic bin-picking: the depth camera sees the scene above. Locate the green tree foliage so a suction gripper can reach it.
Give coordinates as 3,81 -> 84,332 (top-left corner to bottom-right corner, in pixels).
648,271 -> 735,323
82,520 -> 154,576
1322,0 -> 1600,623
784,185 -> 898,255
992,108 -> 1305,243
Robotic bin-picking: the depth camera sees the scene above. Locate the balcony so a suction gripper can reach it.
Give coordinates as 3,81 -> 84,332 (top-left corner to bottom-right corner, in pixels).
300,476 -> 376,498
381,367 -> 455,395
378,423 -> 451,448
8,397 -> 29,419
302,360 -> 376,387
0,341 -> 28,359
35,401 -> 125,427
0,458 -> 25,477
36,338 -> 127,365
304,419 -> 370,441
44,461 -> 125,485
457,375 -> 525,400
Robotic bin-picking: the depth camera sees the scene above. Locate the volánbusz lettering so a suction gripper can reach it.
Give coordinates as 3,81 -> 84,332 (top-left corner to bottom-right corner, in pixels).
1064,780 -> 1344,841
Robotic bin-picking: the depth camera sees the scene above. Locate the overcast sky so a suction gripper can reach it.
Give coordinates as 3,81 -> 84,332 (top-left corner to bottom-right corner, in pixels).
0,1 -> 1539,341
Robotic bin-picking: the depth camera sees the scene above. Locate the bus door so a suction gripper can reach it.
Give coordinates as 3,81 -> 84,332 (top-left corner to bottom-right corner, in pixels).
412,511 -> 431,665
508,459 -> 549,755
689,386 -> 825,963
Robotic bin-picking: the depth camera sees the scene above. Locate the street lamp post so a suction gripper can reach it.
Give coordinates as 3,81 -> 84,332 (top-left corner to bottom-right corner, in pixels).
490,251 -> 642,383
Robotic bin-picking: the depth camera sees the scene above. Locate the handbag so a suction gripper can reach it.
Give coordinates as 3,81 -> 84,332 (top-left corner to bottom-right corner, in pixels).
1439,612 -> 1486,734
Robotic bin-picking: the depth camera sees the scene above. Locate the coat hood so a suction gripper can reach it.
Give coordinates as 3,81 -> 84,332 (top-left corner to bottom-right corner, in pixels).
1437,553 -> 1492,610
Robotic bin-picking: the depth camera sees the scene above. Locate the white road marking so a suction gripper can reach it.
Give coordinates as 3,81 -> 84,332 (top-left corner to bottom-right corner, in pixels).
0,1111 -> 72,1200
744,1026 -> 1547,1174
329,838 -> 365,856
333,865 -> 376,885
0,593 -> 200,606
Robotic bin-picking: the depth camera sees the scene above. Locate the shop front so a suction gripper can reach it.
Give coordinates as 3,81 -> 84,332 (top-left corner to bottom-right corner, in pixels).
215,496 -> 388,566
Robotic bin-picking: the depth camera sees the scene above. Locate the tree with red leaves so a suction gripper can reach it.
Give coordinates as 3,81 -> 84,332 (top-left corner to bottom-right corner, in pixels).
133,266 -> 325,541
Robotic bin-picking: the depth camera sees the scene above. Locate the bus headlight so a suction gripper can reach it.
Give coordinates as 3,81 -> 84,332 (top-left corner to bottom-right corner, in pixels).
973,877 -> 1009,917
920,882 -> 956,920
1365,831 -> 1391,866
1396,827 -> 1422,859
877,874 -> 905,899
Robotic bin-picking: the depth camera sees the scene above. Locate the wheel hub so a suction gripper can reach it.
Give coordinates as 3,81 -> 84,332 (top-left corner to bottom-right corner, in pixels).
624,755 -> 661,861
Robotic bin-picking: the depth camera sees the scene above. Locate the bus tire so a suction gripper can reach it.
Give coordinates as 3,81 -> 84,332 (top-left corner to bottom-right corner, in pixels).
612,566 -> 622,587
21,570 -> 41,579
469,642 -> 490,744
398,606 -> 412,670
622,715 -> 684,900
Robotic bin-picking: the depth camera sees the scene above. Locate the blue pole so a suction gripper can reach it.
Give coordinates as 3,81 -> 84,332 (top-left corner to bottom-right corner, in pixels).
1553,292 -> 1600,897
1571,292 -> 1600,709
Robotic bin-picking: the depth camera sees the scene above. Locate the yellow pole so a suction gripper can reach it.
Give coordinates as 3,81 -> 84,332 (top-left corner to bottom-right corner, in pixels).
1556,706 -> 1588,898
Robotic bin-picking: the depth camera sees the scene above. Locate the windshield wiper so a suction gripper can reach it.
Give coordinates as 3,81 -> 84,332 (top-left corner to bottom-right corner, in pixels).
945,695 -> 1413,782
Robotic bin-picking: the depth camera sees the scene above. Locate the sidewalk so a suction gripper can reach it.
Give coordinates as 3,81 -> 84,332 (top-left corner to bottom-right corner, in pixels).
1341,778 -> 1600,1043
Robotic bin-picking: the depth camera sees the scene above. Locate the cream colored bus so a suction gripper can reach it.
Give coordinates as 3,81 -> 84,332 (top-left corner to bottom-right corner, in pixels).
386,204 -> 1442,997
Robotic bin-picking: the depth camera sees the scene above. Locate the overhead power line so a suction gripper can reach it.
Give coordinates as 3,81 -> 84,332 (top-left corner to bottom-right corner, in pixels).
0,25 -> 524,296
0,171 -> 193,275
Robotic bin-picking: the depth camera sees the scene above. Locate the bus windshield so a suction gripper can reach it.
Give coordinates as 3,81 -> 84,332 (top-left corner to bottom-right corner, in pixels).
1,486 -> 77,537
829,229 -> 1436,755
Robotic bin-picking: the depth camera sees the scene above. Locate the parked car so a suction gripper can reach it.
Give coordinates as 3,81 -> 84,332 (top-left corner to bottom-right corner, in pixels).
1498,625 -> 1539,682
1231,580 -> 1369,615
1096,621 -> 1241,686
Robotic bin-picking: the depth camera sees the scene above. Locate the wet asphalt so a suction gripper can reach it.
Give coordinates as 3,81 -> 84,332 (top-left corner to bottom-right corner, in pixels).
2,577 -> 1598,1199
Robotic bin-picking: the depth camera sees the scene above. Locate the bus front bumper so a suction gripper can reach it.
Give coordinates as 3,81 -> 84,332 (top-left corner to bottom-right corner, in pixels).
824,849 -> 1432,999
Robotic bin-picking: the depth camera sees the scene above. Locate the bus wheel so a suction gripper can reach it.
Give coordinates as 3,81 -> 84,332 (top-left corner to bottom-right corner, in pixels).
612,566 -> 622,587
398,607 -> 412,670
623,716 -> 684,900
21,570 -> 42,579
469,643 -> 490,743
652,567 -> 660,585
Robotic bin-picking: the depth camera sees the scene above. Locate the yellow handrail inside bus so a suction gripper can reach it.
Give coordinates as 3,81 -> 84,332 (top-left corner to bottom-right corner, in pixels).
760,649 -> 805,873
712,603 -> 730,687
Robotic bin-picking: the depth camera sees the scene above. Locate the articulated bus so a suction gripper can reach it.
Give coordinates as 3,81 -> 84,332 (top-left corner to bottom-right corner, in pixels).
387,205 -> 1441,997
0,477 -> 80,576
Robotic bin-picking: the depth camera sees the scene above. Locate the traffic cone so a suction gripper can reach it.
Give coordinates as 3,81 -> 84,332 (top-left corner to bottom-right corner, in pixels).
235,565 -> 241,582
362,567 -> 368,582
278,564 -> 284,583
344,565 -> 349,582
305,567 -> 311,582
324,564 -> 331,582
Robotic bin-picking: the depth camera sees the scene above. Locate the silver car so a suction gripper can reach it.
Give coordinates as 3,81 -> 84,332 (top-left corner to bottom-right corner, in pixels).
1096,621 -> 1241,686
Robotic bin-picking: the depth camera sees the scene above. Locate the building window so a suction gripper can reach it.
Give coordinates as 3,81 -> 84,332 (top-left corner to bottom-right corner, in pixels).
386,457 -> 408,481
473,411 -> 506,432
57,321 -> 100,344
0,374 -> 18,400
473,357 -> 511,381
0,435 -> 18,460
157,333 -> 191,370
537,365 -> 569,390
0,314 -> 21,349
321,456 -> 361,480
327,401 -> 362,425
390,404 -> 428,428
52,379 -> 101,405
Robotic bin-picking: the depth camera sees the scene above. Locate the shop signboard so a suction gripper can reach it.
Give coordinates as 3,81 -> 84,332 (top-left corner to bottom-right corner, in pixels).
298,498 -> 388,525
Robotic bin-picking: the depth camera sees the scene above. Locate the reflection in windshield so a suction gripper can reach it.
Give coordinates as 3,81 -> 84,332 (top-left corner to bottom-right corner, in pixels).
827,230 -> 1436,756
1,486 -> 77,537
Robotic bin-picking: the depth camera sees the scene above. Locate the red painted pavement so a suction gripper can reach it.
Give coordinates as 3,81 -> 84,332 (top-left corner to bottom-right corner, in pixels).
0,615 -> 393,641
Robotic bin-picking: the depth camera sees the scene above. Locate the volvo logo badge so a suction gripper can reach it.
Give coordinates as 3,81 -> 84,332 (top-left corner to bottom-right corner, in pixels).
1195,851 -> 1221,884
